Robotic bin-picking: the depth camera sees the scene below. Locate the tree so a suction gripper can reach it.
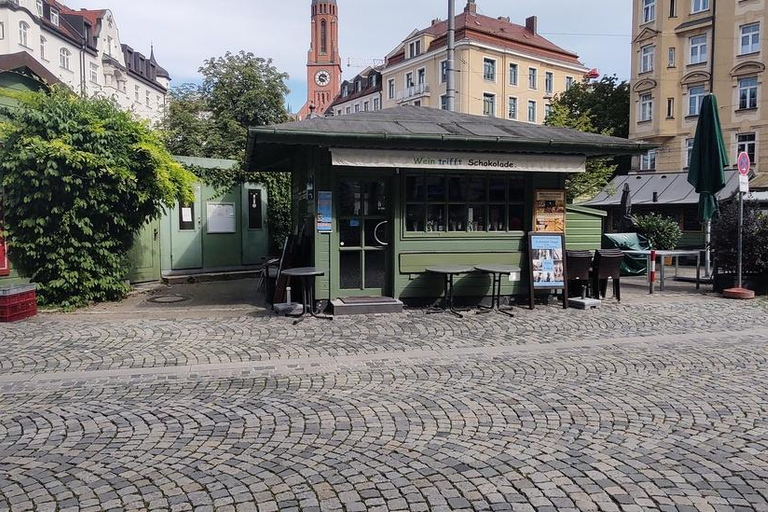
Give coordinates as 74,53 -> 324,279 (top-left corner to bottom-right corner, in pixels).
546,76 -> 631,201
0,87 -> 195,309
164,51 -> 292,251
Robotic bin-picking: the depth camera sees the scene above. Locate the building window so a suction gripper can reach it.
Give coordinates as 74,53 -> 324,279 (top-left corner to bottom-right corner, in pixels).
0,23 -> 4,40
483,58 -> 496,81
689,34 -> 707,64
373,98 -> 380,110
643,0 -> 656,23
408,40 -> 421,59
669,0 -> 677,17
737,133 -> 756,164
544,72 -> 554,94
483,93 -> 496,117
413,100 -> 421,107
668,47 -> 676,67
404,174 -> 526,233
692,0 -> 709,13
89,63 -> 99,84
740,23 -> 760,55
688,85 -> 706,116
686,138 -> 695,167
354,103 -> 360,113
18,21 -> 29,48
355,80 -> 362,93
509,63 -> 518,85
565,76 -> 574,90
527,100 -> 536,122
40,36 -> 46,60
320,20 -> 327,54
50,9 -> 59,26
135,85 -> 140,102
508,97 -> 517,119
145,91 -> 150,107
417,68 -> 426,86
370,74 -> 377,87
363,101 -> 369,112
36,0 -> 43,15
544,104 -> 552,120
345,106 -> 351,114
59,48 -> 71,70
666,97 -> 675,118
440,60 -> 447,83
640,45 -> 655,73
738,77 -> 758,109
405,72 -> 414,88
640,150 -> 657,170
528,68 -> 537,89
640,93 -> 653,121
388,79 -> 395,99
440,95 -> 449,110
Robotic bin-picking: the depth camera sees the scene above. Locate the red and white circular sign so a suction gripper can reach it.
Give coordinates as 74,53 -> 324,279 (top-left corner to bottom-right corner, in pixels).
738,151 -> 751,176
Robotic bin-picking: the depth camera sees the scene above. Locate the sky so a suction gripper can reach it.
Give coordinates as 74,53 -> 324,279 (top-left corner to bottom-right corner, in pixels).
75,0 -> 633,112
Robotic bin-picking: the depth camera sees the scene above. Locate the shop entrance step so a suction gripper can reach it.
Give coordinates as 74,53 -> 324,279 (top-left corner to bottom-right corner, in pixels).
331,297 -> 404,315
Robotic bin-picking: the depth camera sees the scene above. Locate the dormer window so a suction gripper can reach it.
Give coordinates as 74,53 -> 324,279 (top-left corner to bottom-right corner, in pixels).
50,9 -> 60,27
408,40 -> 421,59
36,0 -> 43,16
371,75 -> 377,87
355,81 -> 362,93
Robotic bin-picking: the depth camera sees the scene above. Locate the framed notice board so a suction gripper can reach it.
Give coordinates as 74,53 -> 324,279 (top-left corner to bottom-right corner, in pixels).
528,232 -> 568,310
533,189 -> 566,233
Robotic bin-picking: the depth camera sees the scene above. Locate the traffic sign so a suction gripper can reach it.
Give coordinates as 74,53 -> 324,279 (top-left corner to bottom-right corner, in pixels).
739,174 -> 750,194
738,151 -> 751,176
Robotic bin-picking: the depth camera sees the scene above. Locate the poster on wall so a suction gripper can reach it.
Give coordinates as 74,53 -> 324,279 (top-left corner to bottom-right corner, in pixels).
533,189 -> 567,233
207,202 -> 236,234
528,233 -> 568,310
317,191 -> 332,233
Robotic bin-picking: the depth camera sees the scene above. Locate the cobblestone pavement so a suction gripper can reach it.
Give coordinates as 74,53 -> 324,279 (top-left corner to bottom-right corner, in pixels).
1,293 -> 768,511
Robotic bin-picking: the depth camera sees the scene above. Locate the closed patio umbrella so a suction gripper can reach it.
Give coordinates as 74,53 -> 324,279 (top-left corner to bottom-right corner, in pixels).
619,183 -> 633,232
688,94 -> 728,221
687,94 -> 729,276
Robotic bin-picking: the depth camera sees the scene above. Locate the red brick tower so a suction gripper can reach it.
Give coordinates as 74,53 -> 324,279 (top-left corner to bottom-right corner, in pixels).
298,0 -> 342,119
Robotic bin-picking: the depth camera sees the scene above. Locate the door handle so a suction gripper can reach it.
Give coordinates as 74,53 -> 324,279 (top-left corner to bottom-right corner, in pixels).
153,228 -> 159,241
373,221 -> 389,247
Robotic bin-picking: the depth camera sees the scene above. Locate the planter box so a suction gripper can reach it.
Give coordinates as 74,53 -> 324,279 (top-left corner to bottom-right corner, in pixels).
713,274 -> 768,295
0,284 -> 37,322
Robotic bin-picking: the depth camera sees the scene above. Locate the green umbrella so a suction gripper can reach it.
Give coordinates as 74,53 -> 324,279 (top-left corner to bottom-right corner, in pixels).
687,94 -> 729,221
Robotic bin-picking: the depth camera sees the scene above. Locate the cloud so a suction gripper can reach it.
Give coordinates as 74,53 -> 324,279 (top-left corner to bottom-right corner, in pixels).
77,0 -> 631,109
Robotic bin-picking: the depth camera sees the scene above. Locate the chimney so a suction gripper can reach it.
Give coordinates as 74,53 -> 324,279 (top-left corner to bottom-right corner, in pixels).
465,0 -> 477,15
431,18 -> 441,26
497,16 -> 510,22
525,16 -> 538,35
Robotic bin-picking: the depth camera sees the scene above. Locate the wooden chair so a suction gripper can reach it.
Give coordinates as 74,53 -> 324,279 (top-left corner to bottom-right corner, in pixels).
591,249 -> 625,302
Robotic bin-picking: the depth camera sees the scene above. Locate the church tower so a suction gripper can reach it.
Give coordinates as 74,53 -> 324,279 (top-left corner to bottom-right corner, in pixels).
299,0 -> 342,118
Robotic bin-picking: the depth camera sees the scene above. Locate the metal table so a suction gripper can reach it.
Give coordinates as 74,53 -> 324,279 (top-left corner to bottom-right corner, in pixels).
474,264 -> 521,317
426,265 -> 475,318
281,267 -> 332,324
622,250 -> 702,293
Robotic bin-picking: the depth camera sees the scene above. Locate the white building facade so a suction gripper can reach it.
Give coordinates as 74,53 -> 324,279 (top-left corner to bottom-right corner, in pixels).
0,0 -> 169,124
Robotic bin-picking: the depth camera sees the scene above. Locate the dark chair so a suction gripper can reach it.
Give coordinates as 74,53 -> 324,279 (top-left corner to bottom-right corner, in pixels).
566,250 -> 593,299
591,249 -> 625,302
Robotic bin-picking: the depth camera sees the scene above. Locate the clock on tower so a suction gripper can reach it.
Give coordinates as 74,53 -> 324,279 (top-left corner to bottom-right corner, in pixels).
299,0 -> 342,119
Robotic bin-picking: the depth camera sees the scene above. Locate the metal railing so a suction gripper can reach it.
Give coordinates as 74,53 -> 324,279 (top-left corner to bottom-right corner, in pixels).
397,83 -> 430,102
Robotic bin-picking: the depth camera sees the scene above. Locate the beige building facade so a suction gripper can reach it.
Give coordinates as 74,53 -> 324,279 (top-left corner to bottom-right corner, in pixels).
629,0 -> 766,177
380,2 -> 589,124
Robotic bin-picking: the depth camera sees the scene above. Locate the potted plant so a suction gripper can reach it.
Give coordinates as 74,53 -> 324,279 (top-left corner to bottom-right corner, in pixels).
632,213 -> 683,253
711,199 -> 768,294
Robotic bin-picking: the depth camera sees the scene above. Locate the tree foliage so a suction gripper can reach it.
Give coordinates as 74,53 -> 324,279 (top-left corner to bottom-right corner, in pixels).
631,213 -> 683,250
0,87 -> 195,309
163,51 -> 292,251
546,76 -> 630,201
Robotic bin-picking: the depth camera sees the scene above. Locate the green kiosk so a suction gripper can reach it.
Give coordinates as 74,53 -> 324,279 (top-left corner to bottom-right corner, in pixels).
246,106 -> 650,314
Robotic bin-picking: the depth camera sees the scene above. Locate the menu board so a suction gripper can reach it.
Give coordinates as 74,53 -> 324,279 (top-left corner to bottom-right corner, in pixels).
533,189 -> 567,233
207,202 -> 236,234
317,191 -> 332,233
528,233 -> 568,310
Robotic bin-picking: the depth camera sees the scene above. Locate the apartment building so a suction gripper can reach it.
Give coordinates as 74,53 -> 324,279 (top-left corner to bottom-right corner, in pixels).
328,66 -> 382,116
379,0 -> 590,123
0,0 -> 170,124
629,0 -> 766,176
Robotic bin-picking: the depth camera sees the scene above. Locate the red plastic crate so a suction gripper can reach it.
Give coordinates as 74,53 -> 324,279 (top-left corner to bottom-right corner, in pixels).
0,284 -> 37,322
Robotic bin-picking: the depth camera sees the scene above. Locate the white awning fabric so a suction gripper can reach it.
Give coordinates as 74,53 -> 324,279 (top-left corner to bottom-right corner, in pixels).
331,149 -> 586,173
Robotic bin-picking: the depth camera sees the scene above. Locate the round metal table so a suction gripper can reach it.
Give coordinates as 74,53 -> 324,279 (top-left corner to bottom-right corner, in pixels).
281,267 -> 332,324
474,264 -> 521,317
425,265 -> 475,318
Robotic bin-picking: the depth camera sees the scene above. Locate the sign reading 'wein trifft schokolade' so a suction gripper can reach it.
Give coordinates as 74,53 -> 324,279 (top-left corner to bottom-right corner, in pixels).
331,149 -> 586,174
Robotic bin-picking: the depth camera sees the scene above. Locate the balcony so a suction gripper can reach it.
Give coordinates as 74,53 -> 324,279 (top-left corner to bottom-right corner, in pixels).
397,83 -> 431,103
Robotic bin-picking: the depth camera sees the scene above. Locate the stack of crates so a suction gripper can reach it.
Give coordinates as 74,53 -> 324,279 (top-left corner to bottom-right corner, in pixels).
0,284 -> 37,322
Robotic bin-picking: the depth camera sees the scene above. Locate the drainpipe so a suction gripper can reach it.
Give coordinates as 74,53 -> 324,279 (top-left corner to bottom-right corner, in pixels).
446,0 -> 456,112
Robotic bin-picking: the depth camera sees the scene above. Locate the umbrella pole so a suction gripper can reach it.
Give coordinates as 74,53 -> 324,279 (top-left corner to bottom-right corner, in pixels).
705,220 -> 712,278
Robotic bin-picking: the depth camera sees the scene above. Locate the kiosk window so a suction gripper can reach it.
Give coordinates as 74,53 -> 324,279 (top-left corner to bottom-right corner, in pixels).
247,189 -> 263,230
405,173 -> 526,234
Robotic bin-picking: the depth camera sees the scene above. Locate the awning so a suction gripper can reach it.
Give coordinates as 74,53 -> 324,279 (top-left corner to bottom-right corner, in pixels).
331,148 -> 586,173
584,171 -> 741,207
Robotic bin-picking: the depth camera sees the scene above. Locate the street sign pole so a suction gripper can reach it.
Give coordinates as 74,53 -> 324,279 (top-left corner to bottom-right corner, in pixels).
738,188 -> 743,289
736,152 -> 750,291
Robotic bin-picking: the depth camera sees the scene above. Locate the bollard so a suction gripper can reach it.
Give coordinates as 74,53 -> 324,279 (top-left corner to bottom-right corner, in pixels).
286,286 -> 292,305
649,250 -> 656,294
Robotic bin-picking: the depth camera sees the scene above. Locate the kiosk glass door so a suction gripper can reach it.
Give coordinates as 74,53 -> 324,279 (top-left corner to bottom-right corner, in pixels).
337,177 -> 391,297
